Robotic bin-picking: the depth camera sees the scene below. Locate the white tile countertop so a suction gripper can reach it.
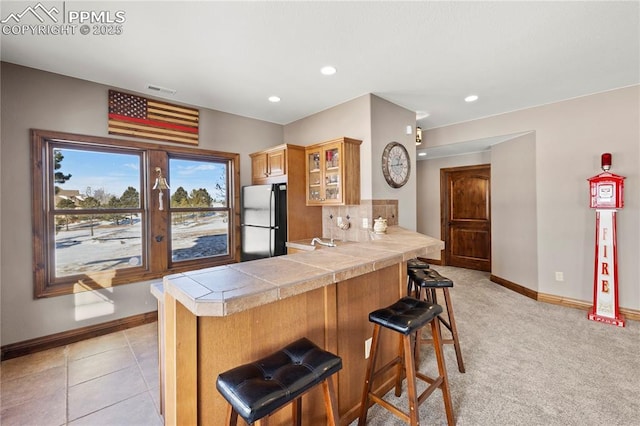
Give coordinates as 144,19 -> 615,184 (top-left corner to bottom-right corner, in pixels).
159,226 -> 443,317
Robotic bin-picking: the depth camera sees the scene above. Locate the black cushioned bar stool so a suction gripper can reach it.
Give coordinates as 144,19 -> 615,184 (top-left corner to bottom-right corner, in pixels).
406,258 -> 430,295
358,297 -> 454,426
408,268 -> 465,373
216,337 -> 342,426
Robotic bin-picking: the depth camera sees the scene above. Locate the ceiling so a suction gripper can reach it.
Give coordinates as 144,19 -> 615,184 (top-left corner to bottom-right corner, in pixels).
1,1 -> 639,135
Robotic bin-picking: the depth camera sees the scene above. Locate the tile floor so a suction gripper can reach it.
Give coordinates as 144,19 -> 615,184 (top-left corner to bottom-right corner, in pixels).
0,322 -> 162,426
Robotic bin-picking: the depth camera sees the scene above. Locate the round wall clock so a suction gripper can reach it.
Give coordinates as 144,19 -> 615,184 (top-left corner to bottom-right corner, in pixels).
382,141 -> 411,188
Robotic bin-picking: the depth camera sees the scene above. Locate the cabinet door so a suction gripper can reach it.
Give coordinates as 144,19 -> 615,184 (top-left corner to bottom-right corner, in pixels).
322,143 -> 342,204
306,148 -> 322,204
267,149 -> 285,178
251,153 -> 268,182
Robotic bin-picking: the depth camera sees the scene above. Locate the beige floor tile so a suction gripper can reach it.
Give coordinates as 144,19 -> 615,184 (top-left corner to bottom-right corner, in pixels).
68,365 -> 147,421
0,346 -> 66,383
124,322 -> 158,343
0,389 -> 66,426
149,385 -> 162,415
68,391 -> 162,426
1,323 -> 162,426
68,346 -> 137,386
129,338 -> 159,363
137,355 -> 160,390
67,331 -> 129,361
0,365 -> 66,409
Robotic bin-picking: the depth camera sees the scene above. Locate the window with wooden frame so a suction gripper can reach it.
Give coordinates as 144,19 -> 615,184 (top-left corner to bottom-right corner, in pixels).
31,129 -> 240,298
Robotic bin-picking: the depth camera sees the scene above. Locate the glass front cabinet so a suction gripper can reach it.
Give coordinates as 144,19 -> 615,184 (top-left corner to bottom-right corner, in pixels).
305,137 -> 361,206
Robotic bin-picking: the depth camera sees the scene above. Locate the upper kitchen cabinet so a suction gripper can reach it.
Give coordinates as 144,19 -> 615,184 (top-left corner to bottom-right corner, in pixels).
249,144 -> 322,241
305,137 -> 361,206
250,144 -> 287,184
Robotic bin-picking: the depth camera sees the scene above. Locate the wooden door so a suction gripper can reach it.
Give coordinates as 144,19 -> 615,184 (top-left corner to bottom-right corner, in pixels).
441,165 -> 491,271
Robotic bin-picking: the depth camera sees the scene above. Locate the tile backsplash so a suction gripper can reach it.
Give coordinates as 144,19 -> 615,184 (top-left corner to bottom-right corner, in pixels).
322,199 -> 398,242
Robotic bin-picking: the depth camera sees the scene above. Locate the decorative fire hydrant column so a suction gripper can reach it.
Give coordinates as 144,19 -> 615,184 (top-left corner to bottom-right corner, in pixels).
587,153 -> 625,327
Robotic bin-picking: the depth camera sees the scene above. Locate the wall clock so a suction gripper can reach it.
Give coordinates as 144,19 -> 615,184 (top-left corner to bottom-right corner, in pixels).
382,141 -> 410,188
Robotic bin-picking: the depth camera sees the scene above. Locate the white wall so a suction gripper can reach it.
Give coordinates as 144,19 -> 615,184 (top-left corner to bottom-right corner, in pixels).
0,63 -> 283,345
423,85 -> 640,310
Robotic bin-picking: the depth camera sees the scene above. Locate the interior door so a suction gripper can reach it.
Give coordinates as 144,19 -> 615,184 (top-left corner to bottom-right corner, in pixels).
441,165 -> 491,271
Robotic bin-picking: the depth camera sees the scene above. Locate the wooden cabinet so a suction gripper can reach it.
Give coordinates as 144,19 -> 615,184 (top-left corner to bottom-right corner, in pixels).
249,144 -> 322,243
250,145 -> 286,184
305,137 -> 361,206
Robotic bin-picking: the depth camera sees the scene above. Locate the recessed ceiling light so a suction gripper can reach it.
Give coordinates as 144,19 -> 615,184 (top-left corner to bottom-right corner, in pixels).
418,152 -> 427,157
416,111 -> 430,120
465,95 -> 479,103
320,66 -> 337,76
268,96 -> 281,103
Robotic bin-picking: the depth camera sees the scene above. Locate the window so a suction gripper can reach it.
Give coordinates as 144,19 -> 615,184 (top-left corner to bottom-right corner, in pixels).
32,130 -> 240,297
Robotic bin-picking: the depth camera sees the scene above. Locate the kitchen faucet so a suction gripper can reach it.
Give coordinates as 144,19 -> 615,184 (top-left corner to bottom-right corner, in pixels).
311,237 -> 336,247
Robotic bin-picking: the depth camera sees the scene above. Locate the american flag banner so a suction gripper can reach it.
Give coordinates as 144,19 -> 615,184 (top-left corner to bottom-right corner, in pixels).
108,90 -> 199,145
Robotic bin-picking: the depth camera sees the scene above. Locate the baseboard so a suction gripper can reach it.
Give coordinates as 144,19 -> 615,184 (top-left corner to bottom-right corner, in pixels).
421,258 -> 442,266
489,274 -> 538,300
1,311 -> 158,361
490,274 -> 640,322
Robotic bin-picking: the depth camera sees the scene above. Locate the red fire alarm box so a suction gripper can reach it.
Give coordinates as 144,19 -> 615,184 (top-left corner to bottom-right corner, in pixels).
588,172 -> 625,209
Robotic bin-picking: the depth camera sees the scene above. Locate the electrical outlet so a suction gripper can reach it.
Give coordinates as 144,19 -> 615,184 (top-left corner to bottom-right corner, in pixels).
364,337 -> 372,359
362,218 -> 369,228
555,272 -> 564,282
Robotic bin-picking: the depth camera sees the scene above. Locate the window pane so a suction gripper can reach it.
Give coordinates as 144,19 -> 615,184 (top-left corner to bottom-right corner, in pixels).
169,158 -> 227,208
53,147 -> 141,210
171,211 -> 229,261
55,213 -> 143,277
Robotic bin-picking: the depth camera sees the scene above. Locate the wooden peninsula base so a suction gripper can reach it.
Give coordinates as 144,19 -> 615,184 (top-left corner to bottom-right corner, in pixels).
160,227 -> 444,425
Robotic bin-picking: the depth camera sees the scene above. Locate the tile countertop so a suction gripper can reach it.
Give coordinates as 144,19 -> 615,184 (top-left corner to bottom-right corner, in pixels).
161,226 -> 444,317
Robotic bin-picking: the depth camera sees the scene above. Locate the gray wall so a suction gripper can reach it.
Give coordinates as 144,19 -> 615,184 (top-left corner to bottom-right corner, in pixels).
0,63 -> 283,345
491,133 -> 538,290
283,94 -> 373,197
370,96 -> 417,230
284,94 -> 418,230
422,85 -> 639,310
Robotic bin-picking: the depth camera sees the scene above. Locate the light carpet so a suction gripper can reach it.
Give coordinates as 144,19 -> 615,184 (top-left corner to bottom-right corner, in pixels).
352,266 -> 640,425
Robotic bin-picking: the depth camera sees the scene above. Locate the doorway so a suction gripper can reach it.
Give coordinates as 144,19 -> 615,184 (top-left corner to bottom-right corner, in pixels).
440,164 -> 491,272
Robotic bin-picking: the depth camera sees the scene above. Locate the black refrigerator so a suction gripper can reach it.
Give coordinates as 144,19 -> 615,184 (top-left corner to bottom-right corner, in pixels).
241,183 -> 288,261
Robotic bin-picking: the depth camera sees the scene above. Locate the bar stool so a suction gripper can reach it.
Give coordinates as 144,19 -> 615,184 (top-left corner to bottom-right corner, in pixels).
409,268 -> 465,373
406,258 -> 430,295
216,337 -> 342,425
358,297 -> 454,426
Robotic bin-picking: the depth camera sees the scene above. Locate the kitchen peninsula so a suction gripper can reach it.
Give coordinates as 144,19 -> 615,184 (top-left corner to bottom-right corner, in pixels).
161,227 -> 444,425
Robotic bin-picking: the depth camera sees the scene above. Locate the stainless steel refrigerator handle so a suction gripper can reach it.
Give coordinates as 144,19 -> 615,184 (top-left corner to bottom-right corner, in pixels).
240,224 -> 279,229
269,186 -> 275,257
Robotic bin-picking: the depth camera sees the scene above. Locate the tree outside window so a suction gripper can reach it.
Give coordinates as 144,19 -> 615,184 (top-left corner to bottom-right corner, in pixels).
32,130 -> 239,297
